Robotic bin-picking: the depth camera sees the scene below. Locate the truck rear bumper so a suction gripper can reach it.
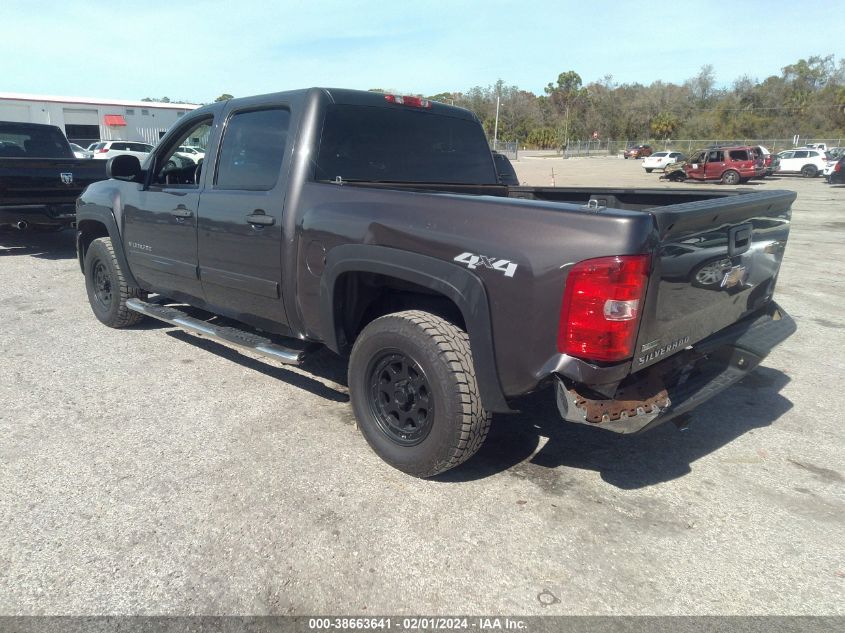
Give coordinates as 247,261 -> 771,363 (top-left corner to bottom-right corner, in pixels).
555,302 -> 796,433
0,204 -> 76,226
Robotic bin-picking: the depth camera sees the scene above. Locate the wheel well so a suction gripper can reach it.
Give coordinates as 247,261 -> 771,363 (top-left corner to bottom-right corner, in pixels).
76,220 -> 109,272
332,271 -> 466,353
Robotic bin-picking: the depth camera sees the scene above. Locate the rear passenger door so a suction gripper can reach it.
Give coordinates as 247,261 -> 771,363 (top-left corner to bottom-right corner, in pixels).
196,105 -> 292,331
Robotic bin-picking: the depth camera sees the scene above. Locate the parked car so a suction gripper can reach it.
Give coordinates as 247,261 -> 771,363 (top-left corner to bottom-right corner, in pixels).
0,121 -> 106,230
803,143 -> 827,152
822,155 -> 839,178
684,146 -> 765,184
75,87 -> 796,478
176,145 -> 205,162
642,151 -> 686,172
86,141 -> 103,152
623,144 -> 652,159
828,156 -> 845,184
776,149 -> 828,177
69,143 -> 93,159
89,140 -> 154,161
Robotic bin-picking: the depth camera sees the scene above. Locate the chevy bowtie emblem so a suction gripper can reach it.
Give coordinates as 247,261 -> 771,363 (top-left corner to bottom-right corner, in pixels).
60,172 -> 73,184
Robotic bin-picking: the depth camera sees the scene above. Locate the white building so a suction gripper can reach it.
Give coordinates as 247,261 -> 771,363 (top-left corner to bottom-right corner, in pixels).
0,92 -> 201,147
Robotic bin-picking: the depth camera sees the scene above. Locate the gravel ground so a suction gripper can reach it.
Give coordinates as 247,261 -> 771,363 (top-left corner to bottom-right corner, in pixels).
0,157 -> 843,615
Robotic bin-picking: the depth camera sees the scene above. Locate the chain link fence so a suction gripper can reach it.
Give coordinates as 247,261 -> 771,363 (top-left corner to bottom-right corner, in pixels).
491,140 -> 518,160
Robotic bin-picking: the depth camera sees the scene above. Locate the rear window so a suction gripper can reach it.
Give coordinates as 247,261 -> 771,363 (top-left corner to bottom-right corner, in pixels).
0,123 -> 72,159
315,105 -> 497,184
729,150 -> 750,161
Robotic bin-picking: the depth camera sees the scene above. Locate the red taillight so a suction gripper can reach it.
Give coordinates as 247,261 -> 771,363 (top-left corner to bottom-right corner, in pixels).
836,162 -> 842,173
384,94 -> 432,109
97,147 -> 108,153
558,255 -> 650,362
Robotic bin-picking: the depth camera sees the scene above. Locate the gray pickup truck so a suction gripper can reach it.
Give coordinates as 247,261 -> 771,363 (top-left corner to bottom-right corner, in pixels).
75,88 -> 796,477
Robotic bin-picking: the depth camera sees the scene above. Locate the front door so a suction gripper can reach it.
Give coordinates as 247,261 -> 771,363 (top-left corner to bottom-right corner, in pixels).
197,106 -> 292,332
685,150 -> 706,180
703,149 -> 725,180
122,116 -> 214,302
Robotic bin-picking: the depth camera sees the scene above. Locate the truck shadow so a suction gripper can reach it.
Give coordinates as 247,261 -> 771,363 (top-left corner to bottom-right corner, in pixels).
164,329 -> 350,403
155,322 -> 793,489
440,367 -> 793,489
0,228 -> 76,260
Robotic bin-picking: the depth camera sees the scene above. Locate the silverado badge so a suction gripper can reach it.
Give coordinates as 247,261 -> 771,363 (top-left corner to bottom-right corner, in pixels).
60,172 -> 73,185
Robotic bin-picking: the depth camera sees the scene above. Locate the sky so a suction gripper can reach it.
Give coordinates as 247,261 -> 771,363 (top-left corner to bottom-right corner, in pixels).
1,0 -> 843,103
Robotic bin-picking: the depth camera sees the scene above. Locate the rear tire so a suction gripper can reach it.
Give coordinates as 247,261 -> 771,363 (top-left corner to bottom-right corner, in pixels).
801,165 -> 818,178
84,237 -> 145,328
721,170 -> 740,185
348,310 -> 491,478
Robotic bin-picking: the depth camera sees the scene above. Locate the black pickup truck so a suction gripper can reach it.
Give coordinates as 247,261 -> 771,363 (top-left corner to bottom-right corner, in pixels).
76,88 -> 796,477
0,121 -> 106,230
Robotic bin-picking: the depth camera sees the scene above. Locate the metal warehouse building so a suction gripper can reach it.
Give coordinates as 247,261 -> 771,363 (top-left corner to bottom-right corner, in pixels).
0,92 -> 201,148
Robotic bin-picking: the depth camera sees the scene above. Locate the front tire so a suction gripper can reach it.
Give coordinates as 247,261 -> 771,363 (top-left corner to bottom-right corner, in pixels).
348,310 -> 491,478
84,237 -> 145,328
801,165 -> 818,178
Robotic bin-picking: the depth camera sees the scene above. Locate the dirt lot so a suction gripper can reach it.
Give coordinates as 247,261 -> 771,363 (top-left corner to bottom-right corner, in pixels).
1,157 -> 843,615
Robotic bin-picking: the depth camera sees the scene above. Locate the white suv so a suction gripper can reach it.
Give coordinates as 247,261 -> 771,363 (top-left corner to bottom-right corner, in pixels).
776,149 -> 828,177
90,140 -> 154,161
176,146 -> 205,162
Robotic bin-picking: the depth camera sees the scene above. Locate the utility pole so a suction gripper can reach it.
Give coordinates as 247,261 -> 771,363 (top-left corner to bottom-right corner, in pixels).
493,96 -> 500,151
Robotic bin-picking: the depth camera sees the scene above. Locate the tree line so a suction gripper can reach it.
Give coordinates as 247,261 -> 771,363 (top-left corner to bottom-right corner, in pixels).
424,55 -> 845,148
147,56 -> 845,150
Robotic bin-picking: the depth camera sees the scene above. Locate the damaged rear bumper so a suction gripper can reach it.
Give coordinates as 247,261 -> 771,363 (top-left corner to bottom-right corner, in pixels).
555,302 -> 796,433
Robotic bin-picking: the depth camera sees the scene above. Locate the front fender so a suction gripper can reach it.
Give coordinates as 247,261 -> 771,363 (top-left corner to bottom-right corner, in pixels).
75,189 -> 139,289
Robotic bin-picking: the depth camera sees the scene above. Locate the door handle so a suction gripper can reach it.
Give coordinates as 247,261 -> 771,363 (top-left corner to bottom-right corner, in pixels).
170,207 -> 194,219
245,210 -> 275,227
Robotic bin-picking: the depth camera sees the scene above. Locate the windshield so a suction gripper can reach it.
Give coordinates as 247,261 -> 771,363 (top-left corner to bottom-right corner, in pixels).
315,105 -> 497,184
652,152 -> 668,157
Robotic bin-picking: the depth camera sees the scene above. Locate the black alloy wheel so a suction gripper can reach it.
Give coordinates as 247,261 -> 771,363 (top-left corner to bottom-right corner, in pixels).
91,260 -> 113,310
367,350 -> 434,446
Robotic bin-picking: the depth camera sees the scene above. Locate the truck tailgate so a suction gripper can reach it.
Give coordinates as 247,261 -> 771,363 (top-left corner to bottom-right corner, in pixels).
0,158 -> 106,206
633,189 -> 796,371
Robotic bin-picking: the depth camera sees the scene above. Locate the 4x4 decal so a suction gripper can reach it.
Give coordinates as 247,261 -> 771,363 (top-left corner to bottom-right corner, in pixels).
454,252 -> 518,278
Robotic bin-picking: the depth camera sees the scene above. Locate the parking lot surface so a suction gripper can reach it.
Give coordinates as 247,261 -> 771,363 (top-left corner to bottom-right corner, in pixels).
1,157 -> 843,615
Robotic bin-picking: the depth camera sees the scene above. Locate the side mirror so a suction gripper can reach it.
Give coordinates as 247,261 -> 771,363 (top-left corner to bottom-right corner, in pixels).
107,154 -> 142,182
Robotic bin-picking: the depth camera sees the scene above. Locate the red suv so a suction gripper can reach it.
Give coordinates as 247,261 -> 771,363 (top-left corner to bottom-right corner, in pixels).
623,144 -> 652,159
684,146 -> 765,184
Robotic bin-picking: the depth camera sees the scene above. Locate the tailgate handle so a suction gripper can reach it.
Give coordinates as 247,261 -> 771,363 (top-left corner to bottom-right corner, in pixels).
729,224 -> 752,256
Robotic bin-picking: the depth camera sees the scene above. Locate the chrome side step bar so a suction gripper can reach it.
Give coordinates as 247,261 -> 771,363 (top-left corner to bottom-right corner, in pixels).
126,298 -> 306,365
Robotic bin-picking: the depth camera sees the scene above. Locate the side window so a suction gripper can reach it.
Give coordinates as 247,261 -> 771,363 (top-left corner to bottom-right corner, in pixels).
707,150 -> 723,162
780,151 -> 794,159
151,117 -> 213,187
215,108 -> 290,191
729,150 -> 749,161
793,151 -> 808,158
